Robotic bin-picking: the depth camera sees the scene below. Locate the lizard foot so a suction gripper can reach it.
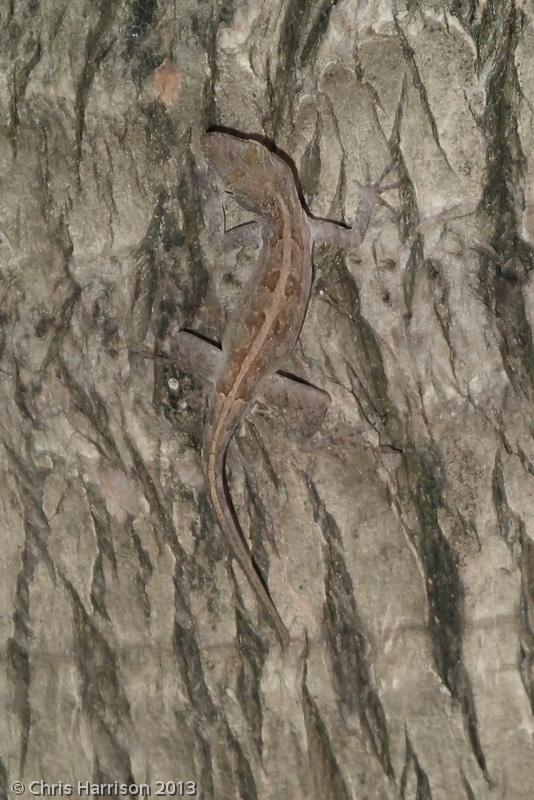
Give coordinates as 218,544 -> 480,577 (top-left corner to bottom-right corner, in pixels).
346,159 -> 402,247
354,159 -> 402,217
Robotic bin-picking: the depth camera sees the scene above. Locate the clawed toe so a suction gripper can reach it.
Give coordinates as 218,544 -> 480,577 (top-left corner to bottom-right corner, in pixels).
374,159 -> 397,186
357,159 -> 402,197
376,179 -> 403,194
355,159 -> 373,190
377,196 -> 401,220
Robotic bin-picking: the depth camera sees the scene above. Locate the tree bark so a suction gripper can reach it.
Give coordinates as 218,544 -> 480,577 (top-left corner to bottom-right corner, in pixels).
0,1 -> 532,798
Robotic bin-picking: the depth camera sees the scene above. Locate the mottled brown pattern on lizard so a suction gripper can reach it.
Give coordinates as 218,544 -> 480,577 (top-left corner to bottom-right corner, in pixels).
200,129 -> 397,647
202,131 -> 311,648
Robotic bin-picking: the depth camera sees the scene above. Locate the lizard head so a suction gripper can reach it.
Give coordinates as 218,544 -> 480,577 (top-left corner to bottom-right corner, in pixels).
201,131 -> 288,212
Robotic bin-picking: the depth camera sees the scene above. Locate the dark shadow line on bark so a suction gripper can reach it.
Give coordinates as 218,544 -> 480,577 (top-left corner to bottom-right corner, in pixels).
403,444 -> 491,784
306,478 -> 395,782
400,730 -> 432,800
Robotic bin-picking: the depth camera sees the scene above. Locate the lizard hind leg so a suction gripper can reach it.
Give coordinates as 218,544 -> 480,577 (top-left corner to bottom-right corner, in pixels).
137,332 -> 331,425
266,370 -> 331,437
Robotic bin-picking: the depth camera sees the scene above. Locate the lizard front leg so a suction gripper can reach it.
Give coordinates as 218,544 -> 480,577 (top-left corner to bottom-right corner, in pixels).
310,160 -> 401,250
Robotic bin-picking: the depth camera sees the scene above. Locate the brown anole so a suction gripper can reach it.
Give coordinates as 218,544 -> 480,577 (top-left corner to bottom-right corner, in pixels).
198,129 -> 398,648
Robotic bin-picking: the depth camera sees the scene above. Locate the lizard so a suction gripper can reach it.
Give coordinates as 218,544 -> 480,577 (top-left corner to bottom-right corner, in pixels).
199,128 -> 398,648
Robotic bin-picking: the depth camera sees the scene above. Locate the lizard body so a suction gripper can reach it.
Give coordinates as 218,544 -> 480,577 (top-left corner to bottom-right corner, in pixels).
200,130 -> 395,648
202,132 -> 310,648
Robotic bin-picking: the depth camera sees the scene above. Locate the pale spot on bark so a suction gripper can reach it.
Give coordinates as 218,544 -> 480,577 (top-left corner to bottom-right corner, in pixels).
153,59 -> 181,108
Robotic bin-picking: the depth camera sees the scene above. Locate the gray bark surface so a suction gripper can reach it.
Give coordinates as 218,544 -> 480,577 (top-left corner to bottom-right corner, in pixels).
0,1 -> 533,798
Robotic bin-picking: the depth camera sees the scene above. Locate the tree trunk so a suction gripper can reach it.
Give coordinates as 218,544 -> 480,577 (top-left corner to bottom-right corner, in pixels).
0,1 -> 532,798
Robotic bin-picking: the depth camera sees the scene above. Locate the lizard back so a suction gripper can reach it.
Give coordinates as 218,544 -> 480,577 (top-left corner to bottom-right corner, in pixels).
202,131 -> 312,444
202,131 -> 313,647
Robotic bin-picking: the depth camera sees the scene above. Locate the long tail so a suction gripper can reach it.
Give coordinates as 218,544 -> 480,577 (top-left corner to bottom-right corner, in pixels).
206,444 -> 290,649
